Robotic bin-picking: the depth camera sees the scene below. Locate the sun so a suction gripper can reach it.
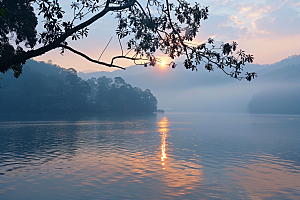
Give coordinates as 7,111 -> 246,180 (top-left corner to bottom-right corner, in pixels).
161,61 -> 166,67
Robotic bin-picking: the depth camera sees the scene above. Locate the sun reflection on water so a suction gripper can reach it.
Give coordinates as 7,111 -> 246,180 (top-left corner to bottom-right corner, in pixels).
0,116 -> 204,198
158,117 -> 170,169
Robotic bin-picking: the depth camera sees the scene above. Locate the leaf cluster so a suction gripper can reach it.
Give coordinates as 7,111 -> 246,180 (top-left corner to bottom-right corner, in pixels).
0,0 -> 37,76
114,0 -> 256,80
0,8 -> 7,19
36,0 -> 101,44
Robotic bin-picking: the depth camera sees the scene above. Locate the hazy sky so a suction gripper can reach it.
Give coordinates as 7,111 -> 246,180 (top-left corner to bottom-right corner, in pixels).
34,0 -> 300,72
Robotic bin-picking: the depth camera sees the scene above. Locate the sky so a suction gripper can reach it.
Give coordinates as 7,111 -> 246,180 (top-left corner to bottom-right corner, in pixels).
34,0 -> 300,72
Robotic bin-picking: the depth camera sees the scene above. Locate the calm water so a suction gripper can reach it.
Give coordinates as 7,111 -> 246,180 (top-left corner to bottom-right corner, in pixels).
0,113 -> 300,199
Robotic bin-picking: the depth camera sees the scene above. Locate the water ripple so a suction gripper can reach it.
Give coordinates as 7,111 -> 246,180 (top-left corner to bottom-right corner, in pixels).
0,113 -> 300,199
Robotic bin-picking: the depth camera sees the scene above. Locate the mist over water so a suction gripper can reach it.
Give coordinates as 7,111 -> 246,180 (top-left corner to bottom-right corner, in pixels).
1,113 -> 299,199
1,55 -> 300,199
78,54 -> 300,114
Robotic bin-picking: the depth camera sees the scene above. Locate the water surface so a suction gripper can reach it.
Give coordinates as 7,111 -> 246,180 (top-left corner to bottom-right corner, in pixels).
0,113 -> 300,199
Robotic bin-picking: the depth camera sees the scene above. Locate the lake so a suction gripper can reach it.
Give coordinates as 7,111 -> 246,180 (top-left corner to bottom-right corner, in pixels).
0,113 -> 300,199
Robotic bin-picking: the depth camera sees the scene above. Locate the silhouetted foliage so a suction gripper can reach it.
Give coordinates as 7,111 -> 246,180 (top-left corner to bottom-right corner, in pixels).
0,0 -> 37,77
0,0 -> 256,81
0,8 -> 6,19
90,76 -> 157,113
0,60 -> 157,114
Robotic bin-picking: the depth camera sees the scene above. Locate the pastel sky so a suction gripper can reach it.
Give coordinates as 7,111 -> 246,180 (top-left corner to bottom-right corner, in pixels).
34,0 -> 300,72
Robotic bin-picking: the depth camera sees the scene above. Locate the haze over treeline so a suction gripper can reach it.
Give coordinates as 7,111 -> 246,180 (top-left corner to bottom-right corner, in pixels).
0,60 -> 157,114
248,61 -> 300,114
1,55 -> 299,115
79,54 -> 300,114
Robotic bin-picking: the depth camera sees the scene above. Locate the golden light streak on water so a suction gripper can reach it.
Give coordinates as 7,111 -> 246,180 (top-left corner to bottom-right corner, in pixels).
158,117 -> 170,169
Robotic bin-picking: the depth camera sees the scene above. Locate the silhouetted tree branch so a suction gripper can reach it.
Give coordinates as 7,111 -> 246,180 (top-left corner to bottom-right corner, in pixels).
0,0 -> 256,81
59,44 -> 126,69
0,0 -> 136,76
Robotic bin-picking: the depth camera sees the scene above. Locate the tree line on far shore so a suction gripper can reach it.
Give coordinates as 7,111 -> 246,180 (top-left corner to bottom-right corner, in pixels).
0,60 -> 157,114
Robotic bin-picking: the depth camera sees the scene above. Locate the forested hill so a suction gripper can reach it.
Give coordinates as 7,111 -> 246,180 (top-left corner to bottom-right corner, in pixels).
248,62 -> 300,114
0,60 -> 157,114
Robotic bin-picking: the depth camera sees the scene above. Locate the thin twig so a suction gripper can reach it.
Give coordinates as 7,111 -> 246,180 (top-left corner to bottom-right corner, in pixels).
118,36 -> 123,56
98,37 -> 113,61
125,49 -> 133,57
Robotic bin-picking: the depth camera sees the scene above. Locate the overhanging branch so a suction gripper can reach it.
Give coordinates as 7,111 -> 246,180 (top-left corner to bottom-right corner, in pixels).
60,45 -> 126,70
111,55 -> 149,66
0,0 -> 137,73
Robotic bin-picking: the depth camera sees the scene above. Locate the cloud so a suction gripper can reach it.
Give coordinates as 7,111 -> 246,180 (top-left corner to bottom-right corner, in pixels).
213,0 -> 230,6
289,0 -> 300,6
252,6 -> 300,36
232,3 -> 270,18
196,14 -> 250,41
230,16 -> 245,25
265,0 -> 292,9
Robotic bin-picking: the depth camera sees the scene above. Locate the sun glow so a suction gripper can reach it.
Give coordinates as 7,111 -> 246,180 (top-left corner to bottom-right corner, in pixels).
161,61 -> 166,67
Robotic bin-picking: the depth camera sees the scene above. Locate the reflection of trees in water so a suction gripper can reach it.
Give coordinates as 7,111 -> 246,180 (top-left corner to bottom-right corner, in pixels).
0,122 -> 81,172
0,114 -> 158,172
